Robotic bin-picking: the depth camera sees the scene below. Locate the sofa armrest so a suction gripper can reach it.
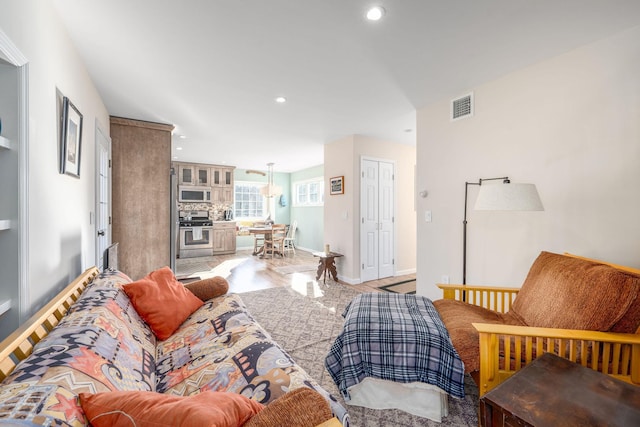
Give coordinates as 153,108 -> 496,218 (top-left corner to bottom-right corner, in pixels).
437,284 -> 520,313
472,322 -> 640,396
316,418 -> 343,427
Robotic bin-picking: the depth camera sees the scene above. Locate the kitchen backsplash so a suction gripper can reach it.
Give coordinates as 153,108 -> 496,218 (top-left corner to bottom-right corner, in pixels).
178,202 -> 233,221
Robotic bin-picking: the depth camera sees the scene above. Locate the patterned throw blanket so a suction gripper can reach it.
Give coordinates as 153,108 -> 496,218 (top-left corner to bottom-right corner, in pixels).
325,293 -> 465,399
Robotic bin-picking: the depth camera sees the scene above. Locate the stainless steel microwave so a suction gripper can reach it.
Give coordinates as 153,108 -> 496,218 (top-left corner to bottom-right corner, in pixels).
178,186 -> 212,203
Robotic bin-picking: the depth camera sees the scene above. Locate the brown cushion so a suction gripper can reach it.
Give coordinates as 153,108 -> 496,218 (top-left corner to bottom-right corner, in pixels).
79,390 -> 264,427
511,252 -> 640,331
184,276 -> 229,301
243,388 -> 332,427
433,299 -> 525,373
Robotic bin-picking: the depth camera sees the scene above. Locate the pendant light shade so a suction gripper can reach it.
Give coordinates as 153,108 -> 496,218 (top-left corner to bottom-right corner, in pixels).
260,163 -> 282,198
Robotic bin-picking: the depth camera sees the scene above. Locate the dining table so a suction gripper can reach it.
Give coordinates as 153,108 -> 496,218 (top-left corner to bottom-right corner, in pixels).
248,226 -> 273,257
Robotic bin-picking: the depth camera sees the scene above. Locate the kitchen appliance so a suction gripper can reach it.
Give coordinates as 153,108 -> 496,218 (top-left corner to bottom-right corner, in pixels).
178,185 -> 212,203
178,210 -> 214,258
224,209 -> 233,221
170,168 -> 177,271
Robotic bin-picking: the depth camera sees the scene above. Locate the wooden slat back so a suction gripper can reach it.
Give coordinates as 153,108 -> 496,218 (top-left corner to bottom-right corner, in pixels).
0,267 -> 98,382
438,284 -> 519,313
475,323 -> 640,395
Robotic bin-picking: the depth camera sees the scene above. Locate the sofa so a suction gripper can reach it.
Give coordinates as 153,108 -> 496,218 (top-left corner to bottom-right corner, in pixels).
434,251 -> 640,396
0,267 -> 347,426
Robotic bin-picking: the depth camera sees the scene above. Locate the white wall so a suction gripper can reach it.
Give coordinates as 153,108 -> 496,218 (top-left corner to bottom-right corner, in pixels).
0,0 -> 109,315
325,135 -> 416,283
416,25 -> 640,300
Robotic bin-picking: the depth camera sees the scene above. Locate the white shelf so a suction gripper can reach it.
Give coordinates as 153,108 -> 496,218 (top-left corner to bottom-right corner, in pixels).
0,220 -> 9,231
0,136 -> 9,150
0,300 -> 10,317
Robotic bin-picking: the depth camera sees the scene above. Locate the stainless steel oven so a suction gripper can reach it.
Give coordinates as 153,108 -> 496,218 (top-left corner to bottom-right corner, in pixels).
178,210 -> 214,258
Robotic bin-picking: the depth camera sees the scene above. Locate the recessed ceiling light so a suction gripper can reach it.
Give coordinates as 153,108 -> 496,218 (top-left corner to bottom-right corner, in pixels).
275,96 -> 287,103
176,147 -> 183,151
173,156 -> 178,160
366,6 -> 385,21
179,135 -> 187,139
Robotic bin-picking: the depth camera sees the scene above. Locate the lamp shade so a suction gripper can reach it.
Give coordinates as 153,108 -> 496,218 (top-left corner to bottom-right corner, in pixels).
260,162 -> 282,198
260,183 -> 282,198
474,183 -> 544,211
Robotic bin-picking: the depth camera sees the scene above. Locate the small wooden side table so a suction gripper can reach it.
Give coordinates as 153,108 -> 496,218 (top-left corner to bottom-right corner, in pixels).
313,251 -> 343,283
479,352 -> 640,427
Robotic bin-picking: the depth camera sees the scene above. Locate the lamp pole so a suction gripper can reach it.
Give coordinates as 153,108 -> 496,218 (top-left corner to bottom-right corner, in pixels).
463,176 -> 509,288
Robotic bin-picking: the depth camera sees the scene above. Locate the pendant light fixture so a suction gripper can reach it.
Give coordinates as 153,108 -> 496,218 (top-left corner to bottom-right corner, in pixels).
260,162 -> 282,198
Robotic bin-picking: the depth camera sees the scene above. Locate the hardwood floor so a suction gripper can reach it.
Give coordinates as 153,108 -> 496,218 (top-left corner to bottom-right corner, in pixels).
175,249 -> 416,294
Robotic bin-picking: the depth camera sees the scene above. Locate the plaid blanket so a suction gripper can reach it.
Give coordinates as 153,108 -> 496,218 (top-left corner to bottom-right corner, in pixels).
325,293 -> 465,399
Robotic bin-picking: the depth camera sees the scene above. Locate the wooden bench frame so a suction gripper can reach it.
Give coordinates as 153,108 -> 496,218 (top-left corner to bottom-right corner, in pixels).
0,267 -> 99,381
437,253 -> 640,396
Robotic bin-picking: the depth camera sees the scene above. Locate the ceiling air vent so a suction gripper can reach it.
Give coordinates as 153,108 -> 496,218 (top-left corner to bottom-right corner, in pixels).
451,92 -> 474,121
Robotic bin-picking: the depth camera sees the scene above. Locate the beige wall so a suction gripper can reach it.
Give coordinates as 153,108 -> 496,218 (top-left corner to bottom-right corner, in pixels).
325,135 -> 416,283
416,25 -> 640,300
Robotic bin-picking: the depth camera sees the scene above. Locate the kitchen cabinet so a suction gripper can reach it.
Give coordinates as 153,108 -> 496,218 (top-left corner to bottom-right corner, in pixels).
212,185 -> 234,204
212,222 -> 236,254
211,166 -> 234,204
174,162 -> 235,204
178,164 -> 210,186
211,166 -> 233,187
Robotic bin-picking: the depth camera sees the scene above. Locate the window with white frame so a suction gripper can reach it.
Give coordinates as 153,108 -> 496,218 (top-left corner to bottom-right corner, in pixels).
234,181 -> 266,219
293,178 -> 324,207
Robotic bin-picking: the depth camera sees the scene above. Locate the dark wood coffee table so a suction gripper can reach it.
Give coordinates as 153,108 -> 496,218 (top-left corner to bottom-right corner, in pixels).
479,352 -> 640,427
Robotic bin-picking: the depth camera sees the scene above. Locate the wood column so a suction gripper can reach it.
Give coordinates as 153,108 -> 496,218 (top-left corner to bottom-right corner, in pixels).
110,117 -> 173,280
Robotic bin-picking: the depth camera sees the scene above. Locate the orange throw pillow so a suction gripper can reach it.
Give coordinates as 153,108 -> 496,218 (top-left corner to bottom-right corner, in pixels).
79,390 -> 264,427
123,266 -> 203,340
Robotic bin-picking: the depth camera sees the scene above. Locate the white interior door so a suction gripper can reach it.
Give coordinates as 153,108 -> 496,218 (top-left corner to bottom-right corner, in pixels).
360,158 -> 394,282
95,122 -> 111,270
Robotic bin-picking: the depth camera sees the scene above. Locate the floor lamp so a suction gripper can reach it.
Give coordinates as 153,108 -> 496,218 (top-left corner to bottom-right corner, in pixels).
463,177 -> 544,299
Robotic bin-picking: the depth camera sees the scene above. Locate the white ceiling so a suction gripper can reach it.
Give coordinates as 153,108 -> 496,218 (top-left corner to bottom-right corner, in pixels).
51,0 -> 640,173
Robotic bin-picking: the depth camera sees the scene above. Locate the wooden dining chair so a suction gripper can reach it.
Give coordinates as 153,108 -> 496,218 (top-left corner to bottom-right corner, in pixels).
264,224 -> 286,258
252,221 -> 266,254
283,220 -> 297,255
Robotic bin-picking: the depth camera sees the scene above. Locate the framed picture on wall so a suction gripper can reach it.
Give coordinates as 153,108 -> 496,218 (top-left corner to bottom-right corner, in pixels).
330,176 -> 344,195
60,96 -> 83,178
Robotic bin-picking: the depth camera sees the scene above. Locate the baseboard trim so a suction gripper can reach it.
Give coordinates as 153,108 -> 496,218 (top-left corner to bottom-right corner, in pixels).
396,268 -> 417,276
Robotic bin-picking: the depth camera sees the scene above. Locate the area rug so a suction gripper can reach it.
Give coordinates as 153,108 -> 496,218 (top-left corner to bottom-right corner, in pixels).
378,279 -> 416,294
239,285 -> 478,426
271,263 -> 318,275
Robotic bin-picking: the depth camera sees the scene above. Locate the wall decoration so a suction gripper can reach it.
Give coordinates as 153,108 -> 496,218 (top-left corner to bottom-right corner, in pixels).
330,175 -> 344,195
60,96 -> 83,177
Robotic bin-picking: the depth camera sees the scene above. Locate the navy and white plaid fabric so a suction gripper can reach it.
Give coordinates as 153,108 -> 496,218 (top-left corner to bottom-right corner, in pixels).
325,292 -> 465,399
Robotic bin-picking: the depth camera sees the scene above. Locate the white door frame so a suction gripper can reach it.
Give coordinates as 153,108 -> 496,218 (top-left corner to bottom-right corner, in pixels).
95,120 -> 111,270
0,29 -> 29,322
